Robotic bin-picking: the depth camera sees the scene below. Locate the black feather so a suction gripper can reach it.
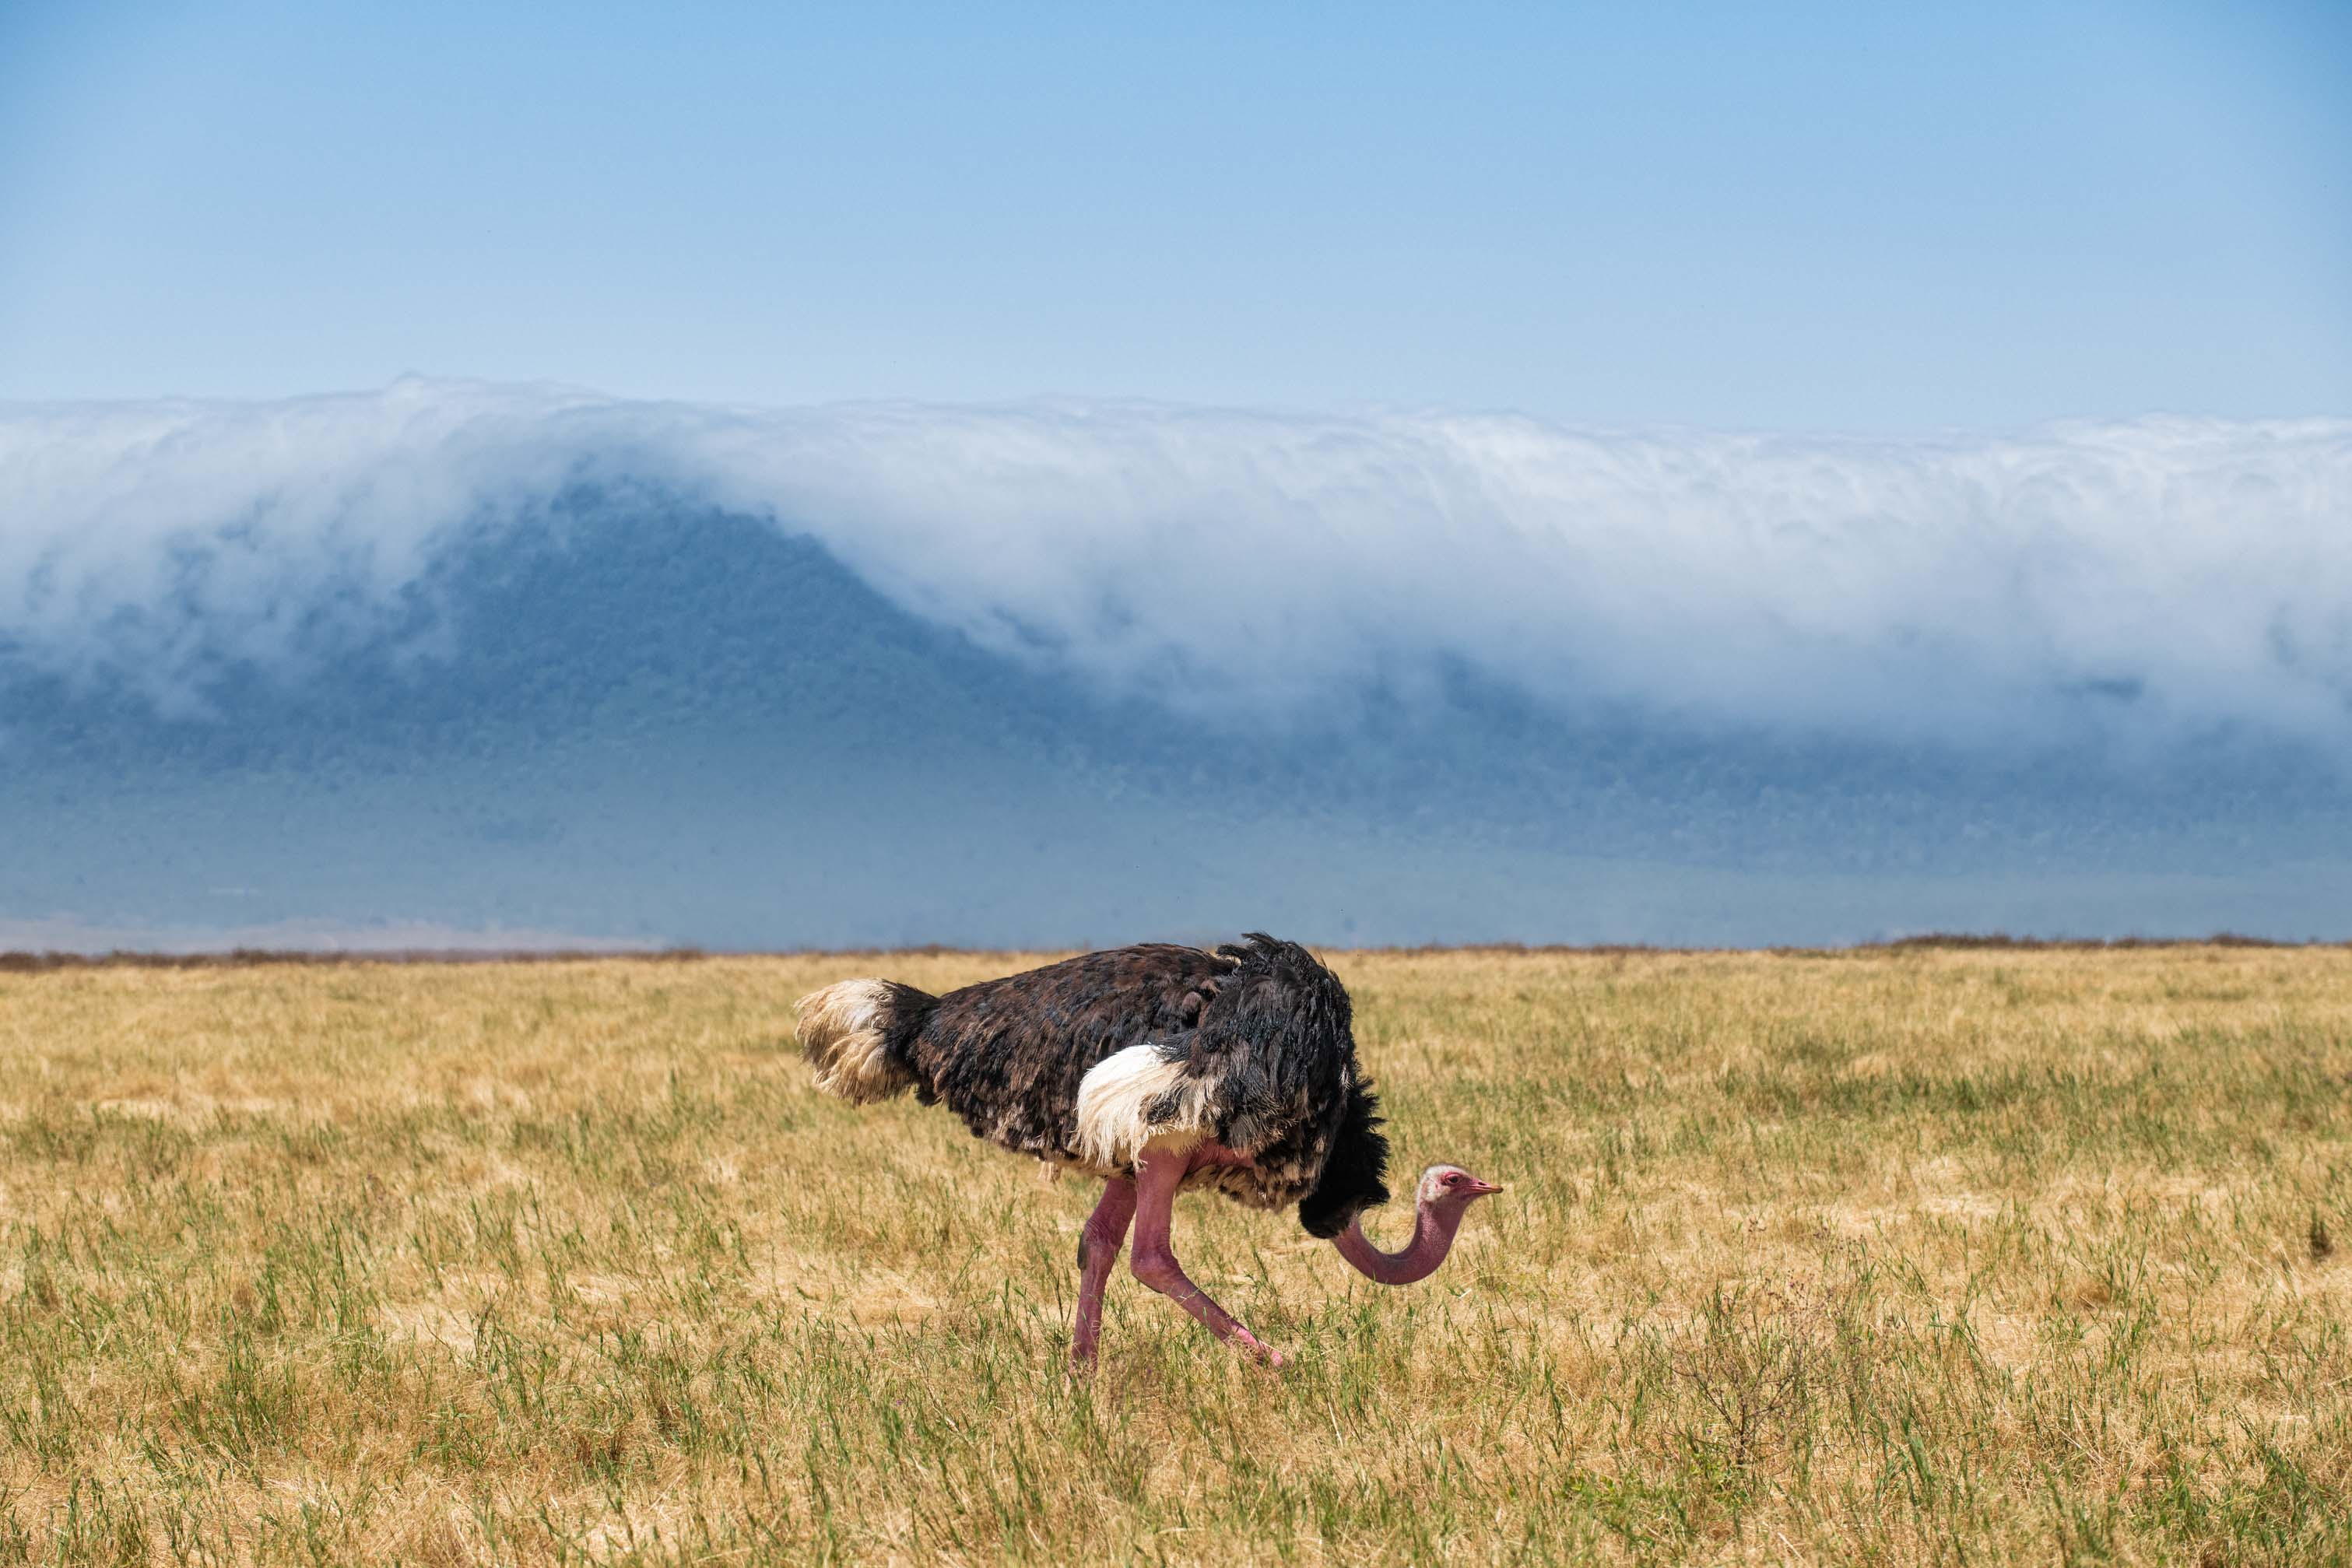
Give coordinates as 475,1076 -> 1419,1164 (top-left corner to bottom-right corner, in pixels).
1298,1075 -> 1391,1237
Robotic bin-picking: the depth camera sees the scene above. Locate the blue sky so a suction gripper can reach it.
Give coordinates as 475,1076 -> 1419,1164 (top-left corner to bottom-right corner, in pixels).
4,2 -> 2347,429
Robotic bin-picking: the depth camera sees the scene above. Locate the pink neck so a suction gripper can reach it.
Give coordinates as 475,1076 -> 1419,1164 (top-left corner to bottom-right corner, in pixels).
1333,1197 -> 1469,1286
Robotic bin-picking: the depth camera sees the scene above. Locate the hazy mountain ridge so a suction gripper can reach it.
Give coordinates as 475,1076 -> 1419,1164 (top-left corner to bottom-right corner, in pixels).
7,482 -> 2348,948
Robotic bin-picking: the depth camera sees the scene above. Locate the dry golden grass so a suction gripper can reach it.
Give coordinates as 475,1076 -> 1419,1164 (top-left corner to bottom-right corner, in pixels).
2,946 -> 2350,1564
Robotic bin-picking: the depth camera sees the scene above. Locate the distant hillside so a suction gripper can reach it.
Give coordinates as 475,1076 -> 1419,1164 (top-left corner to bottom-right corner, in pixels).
5,484 -> 2348,948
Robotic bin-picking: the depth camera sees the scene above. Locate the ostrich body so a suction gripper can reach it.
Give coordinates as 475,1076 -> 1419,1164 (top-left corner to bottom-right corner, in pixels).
793,934 -> 1501,1367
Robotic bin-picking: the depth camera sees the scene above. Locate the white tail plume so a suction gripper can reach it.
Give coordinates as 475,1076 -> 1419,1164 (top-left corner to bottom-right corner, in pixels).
794,979 -> 918,1104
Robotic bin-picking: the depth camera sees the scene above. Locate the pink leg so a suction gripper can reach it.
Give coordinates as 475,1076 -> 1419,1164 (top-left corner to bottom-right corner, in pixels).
1071,1177 -> 1137,1370
1129,1148 -> 1285,1366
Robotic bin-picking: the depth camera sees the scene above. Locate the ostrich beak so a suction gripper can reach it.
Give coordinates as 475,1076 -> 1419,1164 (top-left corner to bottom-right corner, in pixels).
1466,1177 -> 1504,1198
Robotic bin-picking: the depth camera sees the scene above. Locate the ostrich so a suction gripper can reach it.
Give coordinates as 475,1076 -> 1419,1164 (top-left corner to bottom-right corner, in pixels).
793,933 -> 1502,1368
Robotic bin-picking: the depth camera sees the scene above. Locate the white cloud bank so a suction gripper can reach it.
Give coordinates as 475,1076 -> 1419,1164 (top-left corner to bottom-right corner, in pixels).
2,379 -> 2348,748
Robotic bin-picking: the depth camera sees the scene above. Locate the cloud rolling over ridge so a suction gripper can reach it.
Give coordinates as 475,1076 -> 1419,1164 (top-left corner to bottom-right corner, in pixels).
5,380 -> 2348,752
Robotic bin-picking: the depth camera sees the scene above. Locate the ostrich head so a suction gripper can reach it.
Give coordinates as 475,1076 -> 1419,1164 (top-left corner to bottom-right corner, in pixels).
1333,1161 -> 1504,1286
1420,1163 -> 1505,1208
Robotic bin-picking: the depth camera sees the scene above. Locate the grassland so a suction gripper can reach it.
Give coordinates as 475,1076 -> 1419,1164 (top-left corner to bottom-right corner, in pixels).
2,946 -> 2350,1565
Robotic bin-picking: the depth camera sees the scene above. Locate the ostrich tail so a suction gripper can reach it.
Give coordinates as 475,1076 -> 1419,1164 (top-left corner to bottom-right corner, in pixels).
793,979 -> 931,1104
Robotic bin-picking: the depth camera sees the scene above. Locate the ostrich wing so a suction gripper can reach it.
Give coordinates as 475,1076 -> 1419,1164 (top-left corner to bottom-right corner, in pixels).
907,943 -> 1236,1156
